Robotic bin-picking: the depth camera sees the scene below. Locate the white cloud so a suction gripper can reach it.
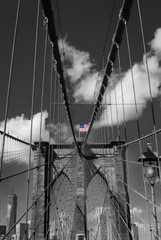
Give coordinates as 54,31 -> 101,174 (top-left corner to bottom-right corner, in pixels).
131,207 -> 143,216
73,72 -> 101,103
0,111 -> 49,142
59,39 -> 101,103
58,29 -> 161,128
0,114 -> 75,166
48,122 -> 74,144
150,28 -> 161,55
94,28 -> 161,127
59,39 -> 94,83
0,112 -> 74,159
2,28 -> 161,153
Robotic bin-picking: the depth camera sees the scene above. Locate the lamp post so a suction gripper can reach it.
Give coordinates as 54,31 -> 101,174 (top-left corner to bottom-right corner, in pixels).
138,143 -> 161,240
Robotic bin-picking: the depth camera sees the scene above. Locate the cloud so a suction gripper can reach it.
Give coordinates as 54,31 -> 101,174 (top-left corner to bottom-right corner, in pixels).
94,28 -> 161,127
59,39 -> 94,83
58,29 -> 161,128
0,112 -> 74,156
48,122 -> 74,144
131,207 -> 143,216
59,39 -> 101,103
3,28 -> 160,151
0,111 -> 49,142
150,28 -> 161,55
73,72 -> 102,103
0,112 -> 75,165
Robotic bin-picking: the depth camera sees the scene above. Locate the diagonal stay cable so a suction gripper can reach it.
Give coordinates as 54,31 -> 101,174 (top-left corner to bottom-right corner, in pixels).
83,0 -> 134,145
40,0 -> 79,151
0,0 -> 21,179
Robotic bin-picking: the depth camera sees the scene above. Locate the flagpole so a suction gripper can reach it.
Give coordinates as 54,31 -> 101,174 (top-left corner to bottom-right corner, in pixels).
79,127 -> 80,142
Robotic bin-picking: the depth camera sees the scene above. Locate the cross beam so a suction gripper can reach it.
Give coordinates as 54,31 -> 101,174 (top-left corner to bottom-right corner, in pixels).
52,140 -> 125,149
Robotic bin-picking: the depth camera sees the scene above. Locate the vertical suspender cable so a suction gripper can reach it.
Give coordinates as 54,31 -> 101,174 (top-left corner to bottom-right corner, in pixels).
48,49 -> 53,160
32,18 -> 48,239
41,0 -> 78,150
125,25 -> 142,144
125,24 -> 153,240
102,60 -> 107,155
57,79 -> 60,155
61,93 -> 65,153
137,0 -> 161,180
86,0 -> 117,137
59,89 -> 61,155
104,85 -> 110,159
46,47 -> 55,238
83,0 -> 134,145
118,49 -> 127,141
38,21 -> 48,148
99,107 -> 103,154
102,102 -> 107,156
0,0 -> 21,180
113,72 -> 120,141
109,86 -> 114,140
48,48 -> 53,186
98,108 -> 102,152
118,48 -> 134,235
25,0 -> 40,237
60,86 -> 63,155
137,1 -> 160,238
59,83 -> 62,154
53,68 -> 59,156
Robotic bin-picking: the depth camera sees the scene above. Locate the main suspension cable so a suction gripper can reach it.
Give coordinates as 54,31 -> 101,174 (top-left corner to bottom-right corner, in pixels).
40,0 -> 78,150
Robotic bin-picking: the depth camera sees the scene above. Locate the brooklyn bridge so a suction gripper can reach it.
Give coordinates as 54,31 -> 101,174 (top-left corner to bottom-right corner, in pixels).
0,0 -> 161,239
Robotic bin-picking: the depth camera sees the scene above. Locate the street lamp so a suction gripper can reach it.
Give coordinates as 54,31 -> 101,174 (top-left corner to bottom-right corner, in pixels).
138,143 -> 161,240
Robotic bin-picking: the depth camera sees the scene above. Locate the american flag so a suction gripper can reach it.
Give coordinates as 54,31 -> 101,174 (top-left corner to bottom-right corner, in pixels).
79,124 -> 89,132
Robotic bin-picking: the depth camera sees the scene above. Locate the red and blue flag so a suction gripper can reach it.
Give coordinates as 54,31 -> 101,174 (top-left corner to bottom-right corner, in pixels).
79,124 -> 89,132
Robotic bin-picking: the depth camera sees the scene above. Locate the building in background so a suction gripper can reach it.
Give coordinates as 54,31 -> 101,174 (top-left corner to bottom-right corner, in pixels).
19,222 -> 29,240
158,223 -> 161,239
0,225 -> 6,239
132,223 -> 139,240
7,194 -> 17,240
